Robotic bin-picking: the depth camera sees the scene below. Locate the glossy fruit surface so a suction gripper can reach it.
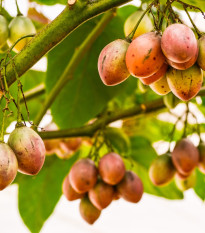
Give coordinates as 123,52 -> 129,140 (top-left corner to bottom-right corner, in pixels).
0,15 -> 9,48
88,180 -> 114,210
124,11 -> 153,39
98,39 -> 130,86
8,16 -> 36,52
150,75 -> 171,95
197,35 -> 205,71
79,196 -> 101,224
69,158 -> 98,193
171,139 -> 199,176
166,64 -> 203,101
149,154 -> 176,186
126,32 -> 165,78
161,23 -> 198,63
99,152 -> 125,185
117,170 -> 143,203
62,174 -> 84,201
0,142 -> 18,190
8,126 -> 45,175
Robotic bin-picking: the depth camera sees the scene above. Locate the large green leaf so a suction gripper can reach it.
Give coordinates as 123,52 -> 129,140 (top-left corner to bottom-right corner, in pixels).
46,6 -> 137,129
17,154 -> 78,233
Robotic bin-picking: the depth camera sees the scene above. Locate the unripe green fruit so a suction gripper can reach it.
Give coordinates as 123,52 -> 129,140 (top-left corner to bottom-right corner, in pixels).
8,126 -> 45,175
175,171 -> 196,191
0,15 -> 9,48
8,16 -> 36,53
0,142 -> 18,190
198,142 -> 205,174
197,35 -> 205,71
163,92 -> 180,109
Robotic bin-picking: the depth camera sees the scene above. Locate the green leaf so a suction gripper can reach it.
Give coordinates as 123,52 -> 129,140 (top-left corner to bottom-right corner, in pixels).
17,153 -> 78,233
194,169 -> 205,201
46,6 -> 137,129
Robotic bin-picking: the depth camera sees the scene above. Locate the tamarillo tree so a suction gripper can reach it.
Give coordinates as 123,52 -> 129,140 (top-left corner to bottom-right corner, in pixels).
2,0 -> 205,232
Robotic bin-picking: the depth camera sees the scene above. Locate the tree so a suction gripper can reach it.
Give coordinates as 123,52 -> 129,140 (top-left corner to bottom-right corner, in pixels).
1,0 -> 205,232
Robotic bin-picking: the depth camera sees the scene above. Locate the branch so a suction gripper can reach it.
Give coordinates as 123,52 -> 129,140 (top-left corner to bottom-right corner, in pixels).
3,0 -> 131,87
20,83 -> 45,103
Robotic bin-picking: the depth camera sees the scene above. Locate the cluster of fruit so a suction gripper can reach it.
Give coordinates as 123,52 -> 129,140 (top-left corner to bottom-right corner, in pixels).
98,10 -> 205,101
62,152 -> 143,224
0,125 -> 45,190
0,13 -> 36,53
149,138 -> 205,191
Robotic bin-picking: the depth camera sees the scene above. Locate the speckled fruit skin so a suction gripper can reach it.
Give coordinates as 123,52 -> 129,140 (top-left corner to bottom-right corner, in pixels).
150,75 -> 171,95
171,139 -> 199,176
98,39 -> 130,86
197,35 -> 205,71
8,126 -> 45,175
149,154 -> 176,186
175,170 -> 196,191
166,46 -> 198,70
0,142 -> 18,190
124,11 -> 153,39
166,64 -> 203,101
8,16 -> 36,53
98,152 -> 125,185
88,180 -> 114,210
62,174 -> 85,201
0,15 -> 9,48
140,63 -> 168,85
198,143 -> 205,174
117,170 -> 143,203
79,196 -> 101,224
126,32 -> 165,78
69,158 -> 98,193
161,24 -> 198,63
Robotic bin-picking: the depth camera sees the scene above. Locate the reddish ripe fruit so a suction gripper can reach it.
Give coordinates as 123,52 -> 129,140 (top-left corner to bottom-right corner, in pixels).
171,139 -> 199,176
62,174 -> 85,201
126,32 -> 165,78
198,143 -> 205,174
113,187 -> 121,200
98,152 -> 125,185
161,23 -> 198,63
140,63 -> 168,85
117,170 -> 143,203
0,142 -> 18,190
88,180 -> 114,210
98,39 -> 130,86
8,126 -> 45,175
69,158 -> 98,193
79,196 -> 101,224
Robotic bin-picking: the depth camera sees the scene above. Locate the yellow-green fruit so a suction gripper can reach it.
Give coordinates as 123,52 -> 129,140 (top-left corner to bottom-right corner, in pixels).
197,35 -> 205,71
8,16 -> 36,53
198,143 -> 205,174
0,15 -> 9,48
124,11 -> 153,39
138,79 -> 149,93
150,75 -> 171,95
175,171 -> 196,191
163,92 -> 180,109
166,65 -> 203,101
149,154 -> 176,186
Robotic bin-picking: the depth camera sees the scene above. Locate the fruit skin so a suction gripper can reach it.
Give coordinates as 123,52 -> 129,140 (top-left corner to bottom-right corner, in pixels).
117,170 -> 143,203
8,126 -> 45,175
150,75 -> 171,95
166,46 -> 198,70
69,158 -> 98,193
140,63 -> 168,85
98,152 -> 125,185
175,170 -> 196,191
62,174 -> 84,201
124,11 -> 153,39
171,139 -> 199,176
149,154 -> 176,186
126,32 -> 165,78
79,196 -> 101,224
197,35 -> 205,71
166,64 -> 203,101
0,142 -> 18,190
163,92 -> 180,109
161,23 -> 198,63
8,16 -> 36,53
88,180 -> 114,210
98,39 -> 130,86
198,143 -> 205,174
0,15 -> 9,48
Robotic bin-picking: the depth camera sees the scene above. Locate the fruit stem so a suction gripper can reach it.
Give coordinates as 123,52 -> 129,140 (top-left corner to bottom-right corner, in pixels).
15,0 -> 22,16
33,10 -> 116,127
182,102 -> 189,138
126,0 -> 156,41
20,83 -> 45,103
